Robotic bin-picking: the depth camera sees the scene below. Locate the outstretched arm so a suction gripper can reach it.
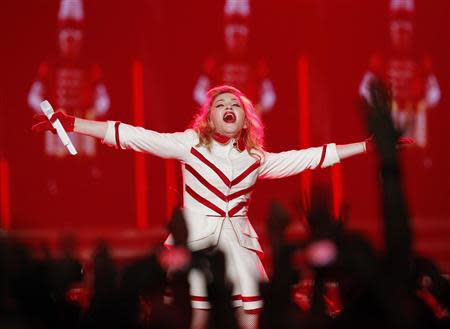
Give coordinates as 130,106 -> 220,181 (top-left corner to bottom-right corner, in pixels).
258,140 -> 368,180
32,111 -> 106,140
336,142 -> 367,160
32,111 -> 196,160
74,117 -> 108,140
336,136 -> 413,161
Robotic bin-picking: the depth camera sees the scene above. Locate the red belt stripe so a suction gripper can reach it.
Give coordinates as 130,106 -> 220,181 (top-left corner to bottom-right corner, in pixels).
240,296 -> 263,302
191,295 -> 263,302
191,295 -> 209,301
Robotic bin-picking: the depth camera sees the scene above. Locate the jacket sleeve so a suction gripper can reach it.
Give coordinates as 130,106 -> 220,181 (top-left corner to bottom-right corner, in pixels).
102,121 -> 196,161
258,143 -> 340,179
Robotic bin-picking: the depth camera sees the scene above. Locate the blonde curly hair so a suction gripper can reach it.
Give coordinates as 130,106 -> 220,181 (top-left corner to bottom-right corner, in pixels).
191,85 -> 265,154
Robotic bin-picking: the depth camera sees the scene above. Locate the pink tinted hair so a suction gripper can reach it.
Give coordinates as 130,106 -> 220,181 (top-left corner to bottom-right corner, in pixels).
191,85 -> 265,153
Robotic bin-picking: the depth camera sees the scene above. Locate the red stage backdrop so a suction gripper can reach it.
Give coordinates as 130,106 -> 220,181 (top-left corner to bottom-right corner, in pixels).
1,0 -> 449,272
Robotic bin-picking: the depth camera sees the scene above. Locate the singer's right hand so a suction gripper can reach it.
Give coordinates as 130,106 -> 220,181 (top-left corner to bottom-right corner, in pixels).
32,111 -> 75,134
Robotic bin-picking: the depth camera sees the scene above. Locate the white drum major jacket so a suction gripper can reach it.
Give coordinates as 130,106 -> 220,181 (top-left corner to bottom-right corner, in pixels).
103,121 -> 341,253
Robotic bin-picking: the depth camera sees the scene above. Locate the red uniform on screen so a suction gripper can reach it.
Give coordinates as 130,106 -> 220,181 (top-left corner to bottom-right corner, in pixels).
193,0 -> 276,115
359,0 -> 440,148
28,0 -> 110,157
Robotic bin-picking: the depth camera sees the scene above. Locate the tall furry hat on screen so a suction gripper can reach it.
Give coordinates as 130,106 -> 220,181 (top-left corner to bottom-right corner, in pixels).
58,0 -> 85,30
389,0 -> 415,26
224,0 -> 251,52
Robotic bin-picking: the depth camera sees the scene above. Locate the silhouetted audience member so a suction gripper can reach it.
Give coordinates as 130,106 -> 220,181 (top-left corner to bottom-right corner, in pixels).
83,242 -> 122,329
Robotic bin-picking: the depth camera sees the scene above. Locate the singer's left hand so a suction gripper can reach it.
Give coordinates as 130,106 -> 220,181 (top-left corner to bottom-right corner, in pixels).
364,135 -> 415,153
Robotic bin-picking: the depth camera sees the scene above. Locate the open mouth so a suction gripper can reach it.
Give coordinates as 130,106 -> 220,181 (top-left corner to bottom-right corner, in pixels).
223,112 -> 236,123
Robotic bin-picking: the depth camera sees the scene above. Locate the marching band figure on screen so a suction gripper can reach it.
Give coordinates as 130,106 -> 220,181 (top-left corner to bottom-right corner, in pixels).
28,0 -> 110,157
193,0 -> 276,115
359,0 -> 440,148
